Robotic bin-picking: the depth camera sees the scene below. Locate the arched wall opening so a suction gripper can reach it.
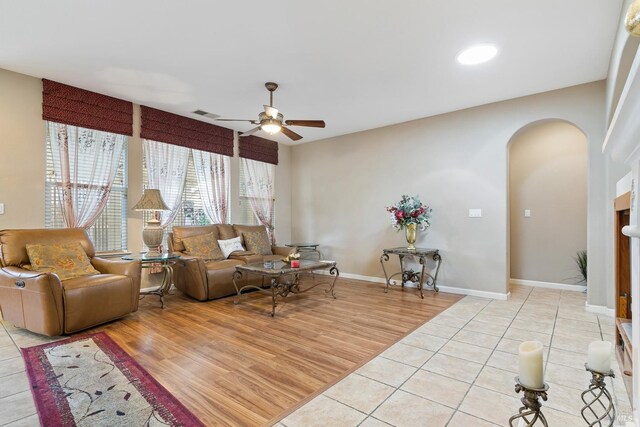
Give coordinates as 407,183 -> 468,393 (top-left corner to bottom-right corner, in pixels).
507,120 -> 588,289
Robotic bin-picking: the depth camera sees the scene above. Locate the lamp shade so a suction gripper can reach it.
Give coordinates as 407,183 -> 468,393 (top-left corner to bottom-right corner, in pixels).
132,189 -> 169,211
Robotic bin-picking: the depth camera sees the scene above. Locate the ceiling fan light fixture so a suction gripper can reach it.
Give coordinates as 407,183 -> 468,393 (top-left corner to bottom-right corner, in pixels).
456,44 -> 498,65
261,119 -> 282,135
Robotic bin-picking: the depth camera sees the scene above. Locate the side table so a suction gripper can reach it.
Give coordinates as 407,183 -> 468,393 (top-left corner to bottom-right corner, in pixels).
122,253 -> 180,308
285,243 -> 322,260
379,247 -> 442,298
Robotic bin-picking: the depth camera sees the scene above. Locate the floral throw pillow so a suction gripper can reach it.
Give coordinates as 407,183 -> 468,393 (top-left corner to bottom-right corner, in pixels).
243,231 -> 272,256
26,242 -> 100,281
181,232 -> 225,261
217,236 -> 245,259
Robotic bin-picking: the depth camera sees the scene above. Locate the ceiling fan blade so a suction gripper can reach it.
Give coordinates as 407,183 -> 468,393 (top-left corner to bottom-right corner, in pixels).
239,126 -> 262,137
214,118 -> 256,123
284,120 -> 326,128
281,126 -> 303,141
264,105 -> 279,119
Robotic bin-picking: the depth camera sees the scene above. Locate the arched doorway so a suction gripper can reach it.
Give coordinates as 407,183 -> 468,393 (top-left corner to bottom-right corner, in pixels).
508,120 -> 588,289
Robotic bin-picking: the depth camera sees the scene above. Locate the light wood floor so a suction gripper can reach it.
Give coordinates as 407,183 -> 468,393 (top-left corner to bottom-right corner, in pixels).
79,278 -> 459,426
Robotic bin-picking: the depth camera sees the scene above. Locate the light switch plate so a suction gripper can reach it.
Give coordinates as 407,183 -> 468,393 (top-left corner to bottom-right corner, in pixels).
524,209 -> 531,217
0,203 -> 4,215
469,208 -> 482,218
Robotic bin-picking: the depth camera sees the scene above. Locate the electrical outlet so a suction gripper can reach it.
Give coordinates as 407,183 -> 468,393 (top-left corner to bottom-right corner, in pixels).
469,208 -> 482,218
0,203 -> 4,215
524,209 -> 531,217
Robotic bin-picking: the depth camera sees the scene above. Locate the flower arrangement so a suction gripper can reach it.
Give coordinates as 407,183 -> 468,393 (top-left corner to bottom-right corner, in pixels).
386,195 -> 432,231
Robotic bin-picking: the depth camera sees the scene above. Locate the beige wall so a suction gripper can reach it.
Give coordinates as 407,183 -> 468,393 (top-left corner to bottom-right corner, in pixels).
0,68 -> 292,251
0,69 -> 45,229
509,121 -> 587,284
291,81 -> 622,304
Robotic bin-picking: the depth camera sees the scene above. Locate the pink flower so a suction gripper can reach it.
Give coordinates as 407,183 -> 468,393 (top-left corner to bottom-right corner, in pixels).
395,210 -> 404,219
412,210 -> 419,218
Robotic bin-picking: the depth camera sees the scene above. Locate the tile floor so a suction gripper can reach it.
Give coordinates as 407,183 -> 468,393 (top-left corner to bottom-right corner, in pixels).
278,285 -> 633,427
0,285 -> 633,426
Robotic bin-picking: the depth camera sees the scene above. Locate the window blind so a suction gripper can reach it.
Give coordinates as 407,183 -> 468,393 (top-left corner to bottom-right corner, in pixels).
142,145 -> 212,244
45,133 -> 128,252
238,159 -> 259,226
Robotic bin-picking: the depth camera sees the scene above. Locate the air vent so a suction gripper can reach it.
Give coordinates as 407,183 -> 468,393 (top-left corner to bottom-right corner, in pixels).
192,110 -> 220,119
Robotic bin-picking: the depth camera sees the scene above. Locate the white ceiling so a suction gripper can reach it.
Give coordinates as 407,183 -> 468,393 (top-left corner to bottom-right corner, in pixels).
0,1 -> 624,144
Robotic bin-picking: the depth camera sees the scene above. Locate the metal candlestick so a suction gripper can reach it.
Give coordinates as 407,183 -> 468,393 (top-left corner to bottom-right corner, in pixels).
509,377 -> 549,427
580,364 -> 616,427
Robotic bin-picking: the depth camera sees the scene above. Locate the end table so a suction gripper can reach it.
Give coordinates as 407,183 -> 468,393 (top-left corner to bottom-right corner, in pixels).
122,253 -> 180,308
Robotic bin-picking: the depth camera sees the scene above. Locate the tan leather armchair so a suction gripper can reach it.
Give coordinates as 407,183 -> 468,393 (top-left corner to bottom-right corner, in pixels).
0,228 -> 141,336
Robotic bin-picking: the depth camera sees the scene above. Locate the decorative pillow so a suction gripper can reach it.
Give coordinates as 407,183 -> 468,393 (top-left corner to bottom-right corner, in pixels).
181,232 -> 225,261
26,242 -> 100,281
243,231 -> 272,256
217,236 -> 245,259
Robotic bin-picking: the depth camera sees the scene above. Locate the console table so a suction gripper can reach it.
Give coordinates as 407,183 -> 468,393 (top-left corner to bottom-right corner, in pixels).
122,253 -> 180,308
285,243 -> 322,260
379,247 -> 442,298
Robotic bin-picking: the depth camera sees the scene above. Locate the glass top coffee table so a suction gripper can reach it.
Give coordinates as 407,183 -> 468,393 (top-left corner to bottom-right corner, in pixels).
232,260 -> 339,316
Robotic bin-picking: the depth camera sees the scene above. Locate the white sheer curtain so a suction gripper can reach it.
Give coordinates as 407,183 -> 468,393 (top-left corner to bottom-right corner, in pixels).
241,158 -> 275,243
47,121 -> 126,229
143,139 -> 190,227
192,149 -> 230,224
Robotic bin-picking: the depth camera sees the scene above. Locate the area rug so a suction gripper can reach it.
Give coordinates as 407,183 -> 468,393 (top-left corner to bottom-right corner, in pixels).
22,332 -> 205,427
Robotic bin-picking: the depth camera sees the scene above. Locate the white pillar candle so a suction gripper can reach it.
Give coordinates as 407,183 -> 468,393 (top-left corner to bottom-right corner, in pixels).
587,341 -> 612,374
518,341 -> 544,389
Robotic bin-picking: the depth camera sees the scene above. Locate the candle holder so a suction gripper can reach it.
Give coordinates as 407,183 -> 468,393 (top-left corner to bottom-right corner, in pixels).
508,377 -> 549,427
580,364 -> 616,427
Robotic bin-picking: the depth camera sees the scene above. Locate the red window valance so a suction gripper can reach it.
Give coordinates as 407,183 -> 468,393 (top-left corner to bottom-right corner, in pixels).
140,106 -> 233,156
239,135 -> 279,165
42,79 -> 133,136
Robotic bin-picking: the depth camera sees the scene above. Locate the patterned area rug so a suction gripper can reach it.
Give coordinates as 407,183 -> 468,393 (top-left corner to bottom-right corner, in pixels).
22,332 -> 204,426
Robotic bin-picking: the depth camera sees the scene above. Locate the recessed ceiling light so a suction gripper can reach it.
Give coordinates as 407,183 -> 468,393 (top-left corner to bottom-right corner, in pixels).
456,44 -> 498,65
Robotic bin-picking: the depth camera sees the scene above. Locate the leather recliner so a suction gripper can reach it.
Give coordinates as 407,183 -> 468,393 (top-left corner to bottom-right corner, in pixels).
0,228 -> 142,336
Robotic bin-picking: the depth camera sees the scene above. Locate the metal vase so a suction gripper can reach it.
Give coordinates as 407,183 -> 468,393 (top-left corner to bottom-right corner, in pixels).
405,223 -> 417,250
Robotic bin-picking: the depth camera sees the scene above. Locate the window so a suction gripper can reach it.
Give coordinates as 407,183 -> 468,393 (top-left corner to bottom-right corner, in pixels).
45,125 -> 128,252
239,158 -> 275,227
173,152 -> 210,227
142,145 -> 211,236
238,159 -> 259,226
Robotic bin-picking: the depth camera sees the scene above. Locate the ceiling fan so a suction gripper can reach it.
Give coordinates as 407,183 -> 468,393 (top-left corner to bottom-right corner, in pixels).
214,82 -> 325,141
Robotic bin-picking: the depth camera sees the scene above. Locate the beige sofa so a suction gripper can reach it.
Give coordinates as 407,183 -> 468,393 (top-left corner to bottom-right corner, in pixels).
168,224 -> 292,300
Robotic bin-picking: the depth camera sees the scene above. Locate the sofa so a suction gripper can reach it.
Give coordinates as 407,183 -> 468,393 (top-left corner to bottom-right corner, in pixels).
168,224 -> 292,301
0,228 -> 142,336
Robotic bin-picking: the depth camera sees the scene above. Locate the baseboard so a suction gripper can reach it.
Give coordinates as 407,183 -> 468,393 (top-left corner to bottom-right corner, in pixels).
438,286 -> 510,301
335,271 -> 387,284
584,302 -> 615,317
326,271 -> 508,300
509,278 -> 586,292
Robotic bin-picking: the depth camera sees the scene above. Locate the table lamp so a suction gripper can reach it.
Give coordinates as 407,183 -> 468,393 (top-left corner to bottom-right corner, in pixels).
132,189 -> 169,257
